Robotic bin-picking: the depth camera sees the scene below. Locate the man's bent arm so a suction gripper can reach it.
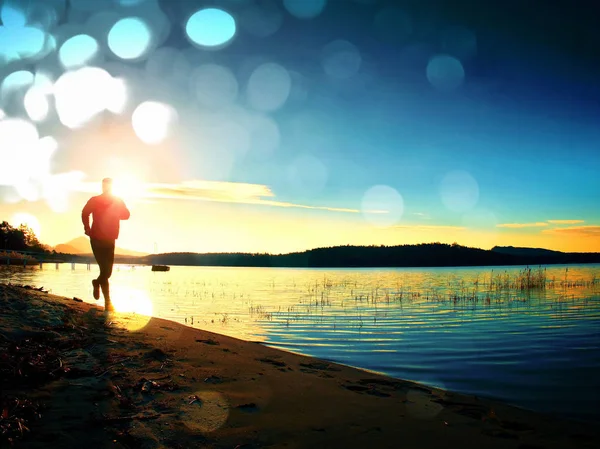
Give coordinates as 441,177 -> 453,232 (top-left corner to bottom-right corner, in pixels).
82,199 -> 94,234
120,200 -> 130,220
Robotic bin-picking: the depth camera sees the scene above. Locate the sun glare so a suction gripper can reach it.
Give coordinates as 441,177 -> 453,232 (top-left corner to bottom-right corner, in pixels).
106,286 -> 153,332
10,213 -> 41,238
111,175 -> 146,202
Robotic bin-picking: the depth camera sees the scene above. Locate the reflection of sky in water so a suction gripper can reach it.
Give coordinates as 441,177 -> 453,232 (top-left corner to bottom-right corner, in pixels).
1,264 -> 599,422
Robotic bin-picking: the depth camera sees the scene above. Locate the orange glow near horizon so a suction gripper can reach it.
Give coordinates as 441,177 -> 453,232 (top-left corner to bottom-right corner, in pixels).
2,196 -> 598,255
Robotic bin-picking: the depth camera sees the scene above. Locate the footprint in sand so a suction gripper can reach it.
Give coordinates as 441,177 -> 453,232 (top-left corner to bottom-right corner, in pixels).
236,403 -> 259,413
343,383 -> 391,397
404,389 -> 444,419
196,338 -> 220,346
257,357 -> 286,367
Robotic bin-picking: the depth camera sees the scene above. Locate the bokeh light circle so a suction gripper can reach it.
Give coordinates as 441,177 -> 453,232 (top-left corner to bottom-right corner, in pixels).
180,390 -> 229,433
239,1 -> 283,37
59,34 -> 99,68
24,87 -> 49,122
191,64 -> 238,109
1,71 -> 34,97
440,170 -> 479,213
54,67 -> 118,129
0,119 -> 39,186
108,17 -> 152,60
283,0 -> 326,19
247,114 -> 280,158
1,1 -> 27,27
185,8 -> 236,48
322,40 -> 362,79
426,55 -> 465,91
132,101 -> 178,145
361,185 -> 404,227
246,63 -> 291,112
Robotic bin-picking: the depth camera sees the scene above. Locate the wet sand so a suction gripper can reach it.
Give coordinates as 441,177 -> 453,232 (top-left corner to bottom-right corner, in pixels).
1,282 -> 597,448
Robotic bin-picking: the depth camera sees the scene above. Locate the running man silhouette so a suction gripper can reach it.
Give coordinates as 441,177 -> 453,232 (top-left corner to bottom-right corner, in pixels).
82,178 -> 130,308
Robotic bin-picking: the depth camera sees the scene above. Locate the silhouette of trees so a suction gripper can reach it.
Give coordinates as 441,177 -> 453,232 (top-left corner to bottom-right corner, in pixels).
144,243 -> 600,268
0,221 -> 49,253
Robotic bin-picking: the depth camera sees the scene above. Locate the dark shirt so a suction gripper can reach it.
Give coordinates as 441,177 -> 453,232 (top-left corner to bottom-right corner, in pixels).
82,194 -> 130,241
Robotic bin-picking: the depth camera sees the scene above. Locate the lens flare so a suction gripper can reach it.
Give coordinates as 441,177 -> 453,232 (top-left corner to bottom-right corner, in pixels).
24,86 -> 49,122
131,101 -> 177,145
1,71 -> 34,97
108,17 -> 152,60
105,286 -> 153,332
239,1 -> 283,37
322,40 -> 362,80
59,34 -> 99,68
426,55 -> 465,92
54,67 -> 123,128
0,119 -> 39,186
440,170 -> 479,213
185,8 -> 236,48
180,390 -> 229,433
111,175 -> 146,202
246,63 -> 291,112
1,2 -> 26,27
247,114 -> 280,158
283,0 -> 327,19
362,185 -> 404,227
191,64 -> 238,109
43,171 -> 86,213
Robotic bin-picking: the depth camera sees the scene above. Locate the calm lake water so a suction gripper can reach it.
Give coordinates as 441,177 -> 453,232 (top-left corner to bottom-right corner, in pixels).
2,263 -> 599,422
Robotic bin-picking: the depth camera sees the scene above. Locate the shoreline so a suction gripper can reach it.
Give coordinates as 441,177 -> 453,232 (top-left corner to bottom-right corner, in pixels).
1,282 -> 598,448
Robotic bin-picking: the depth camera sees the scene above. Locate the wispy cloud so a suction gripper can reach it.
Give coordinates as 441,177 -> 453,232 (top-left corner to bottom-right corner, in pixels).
496,222 -> 549,228
542,226 -> 600,237
394,225 -> 466,231
547,219 -> 585,225
75,180 -> 385,214
411,212 -> 431,220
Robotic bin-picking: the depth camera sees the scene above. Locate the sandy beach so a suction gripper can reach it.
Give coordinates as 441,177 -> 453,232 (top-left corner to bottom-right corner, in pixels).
1,282 -> 597,449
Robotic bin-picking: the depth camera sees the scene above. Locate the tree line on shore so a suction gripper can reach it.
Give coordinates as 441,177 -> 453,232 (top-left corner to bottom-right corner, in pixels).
2,219 -> 599,268
138,243 -> 600,268
0,221 -> 50,254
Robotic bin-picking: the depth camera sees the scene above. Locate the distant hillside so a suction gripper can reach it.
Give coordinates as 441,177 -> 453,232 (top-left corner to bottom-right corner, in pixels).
491,246 -> 564,257
139,243 -> 600,268
54,237 -> 148,257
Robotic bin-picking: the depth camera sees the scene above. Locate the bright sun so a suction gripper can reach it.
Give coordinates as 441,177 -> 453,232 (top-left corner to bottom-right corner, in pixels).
110,175 -> 146,202
11,213 -> 42,238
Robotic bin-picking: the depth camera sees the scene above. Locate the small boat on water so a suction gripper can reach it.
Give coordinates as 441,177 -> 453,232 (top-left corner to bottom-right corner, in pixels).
151,265 -> 170,272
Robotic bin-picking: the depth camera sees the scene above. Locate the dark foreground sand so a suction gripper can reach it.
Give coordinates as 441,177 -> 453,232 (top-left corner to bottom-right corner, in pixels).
0,283 -> 598,449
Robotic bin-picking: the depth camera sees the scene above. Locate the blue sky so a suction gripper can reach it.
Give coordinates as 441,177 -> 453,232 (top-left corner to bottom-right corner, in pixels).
0,0 -> 598,253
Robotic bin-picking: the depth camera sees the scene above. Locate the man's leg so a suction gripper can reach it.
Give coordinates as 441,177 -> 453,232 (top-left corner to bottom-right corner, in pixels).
90,239 -> 102,300
91,239 -> 115,302
99,241 -> 115,302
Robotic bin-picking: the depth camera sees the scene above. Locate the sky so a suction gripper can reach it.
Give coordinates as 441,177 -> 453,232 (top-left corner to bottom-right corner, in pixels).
0,0 -> 599,254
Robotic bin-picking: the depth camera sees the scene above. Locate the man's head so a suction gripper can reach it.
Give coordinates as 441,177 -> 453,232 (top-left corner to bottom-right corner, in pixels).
102,178 -> 113,195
